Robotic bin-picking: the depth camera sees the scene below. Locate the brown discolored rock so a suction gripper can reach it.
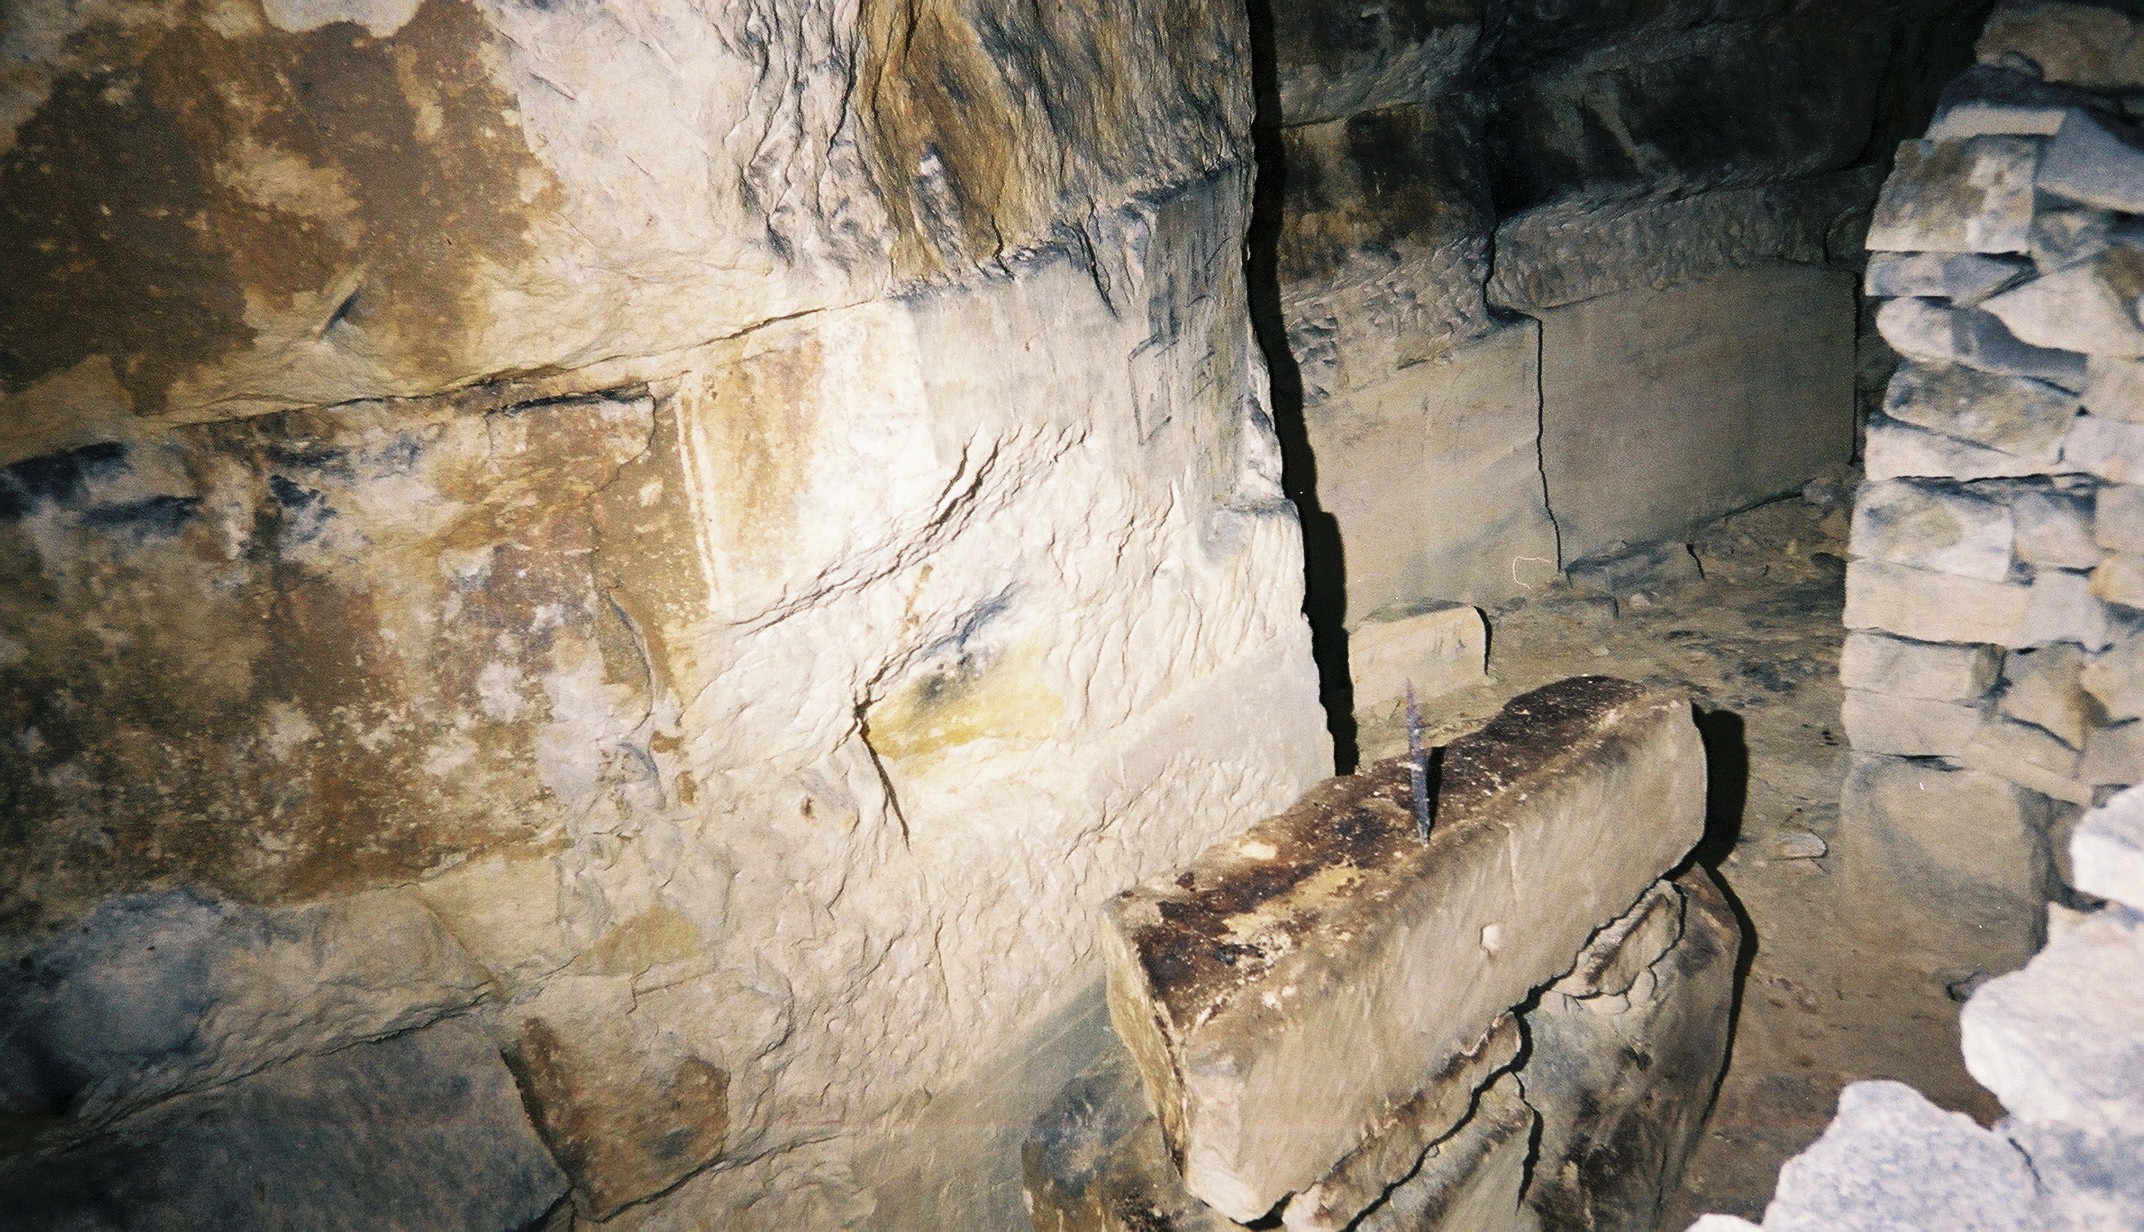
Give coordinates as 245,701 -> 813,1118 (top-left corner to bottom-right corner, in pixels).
1866,136 -> 2040,255
505,1018 -> 729,1219
1099,677 -> 1705,1221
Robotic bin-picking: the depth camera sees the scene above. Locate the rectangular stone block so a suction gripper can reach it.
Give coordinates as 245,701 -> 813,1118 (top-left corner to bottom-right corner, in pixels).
2024,567 -> 2115,651
1844,559 -> 2034,646
1099,677 -> 1704,1222
1867,136 -> 2040,254
1876,299 -> 2087,390
1346,602 -> 1488,713
2092,552 -> 2144,609
2083,635 -> 2144,721
1841,632 -> 2003,702
2064,414 -> 2144,483
2037,109 -> 2144,214
1306,322 -> 1559,617
2014,487 -> 2102,569
1864,251 -> 2031,306
1842,753 -> 2055,972
1983,254 -> 2144,359
2082,721 -> 2144,788
1539,264 -> 1856,561
1842,689 -> 1984,758
2085,356 -> 2144,423
1852,480 -> 2016,580
2096,482 -> 2144,547
1882,361 -> 2077,466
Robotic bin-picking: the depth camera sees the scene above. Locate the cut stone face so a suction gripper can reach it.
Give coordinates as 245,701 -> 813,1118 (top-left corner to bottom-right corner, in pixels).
2082,636 -> 2144,721
1851,480 -> 2016,580
2083,720 -> 2144,788
1876,299 -> 2088,389
2085,355 -> 2144,422
1099,677 -> 1705,1221
2037,109 -> 2144,214
2063,413 -> 2144,483
2096,482 -> 2144,547
1998,643 -> 2096,748
2013,487 -> 2102,569
1841,632 -> 2004,702
1864,415 -> 2059,482
1959,714 -> 2092,806
1844,559 -> 2035,647
1352,1071 -> 1536,1232
1841,690 -> 1985,759
2092,552 -> 2144,609
1864,251 -> 2031,305
2069,783 -> 2144,909
1866,136 -> 2040,254
1347,602 -> 1489,712
1881,362 -> 2078,465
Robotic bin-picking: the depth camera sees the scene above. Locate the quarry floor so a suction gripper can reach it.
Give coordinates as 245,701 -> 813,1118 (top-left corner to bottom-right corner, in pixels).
1354,476 -> 2007,1228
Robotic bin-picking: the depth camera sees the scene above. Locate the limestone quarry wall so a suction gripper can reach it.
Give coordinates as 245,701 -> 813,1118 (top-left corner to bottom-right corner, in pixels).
0,2 -> 1332,1227
1267,0 -> 1992,629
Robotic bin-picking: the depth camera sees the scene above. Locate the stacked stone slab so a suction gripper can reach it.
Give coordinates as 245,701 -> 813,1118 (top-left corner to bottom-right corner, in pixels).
1844,0 -> 2144,970
1028,677 -> 1741,1231
1689,783 -> 2144,1232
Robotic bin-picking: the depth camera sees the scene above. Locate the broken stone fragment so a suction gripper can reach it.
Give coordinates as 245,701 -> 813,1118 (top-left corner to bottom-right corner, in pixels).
1346,602 -> 1489,714
1997,643 -> 2097,748
2096,481 -> 2144,547
1099,677 -> 1705,1222
1979,0 -> 2144,93
1840,632 -> 2003,702
2063,413 -> 2144,483
1352,1071 -> 1537,1232
2082,720 -> 2144,788
1981,250 -> 2144,359
1520,867 -> 1740,1232
1959,714 -> 2093,806
2084,355 -> 2144,422
1881,361 -> 2078,465
1926,64 -> 2113,141
0,1018 -> 566,1232
2024,567 -> 2115,652
1866,136 -> 2040,254
1851,479 -> 2016,580
2070,783 -> 2144,908
1863,415 -> 2058,482
2081,635 -> 2144,721
1280,1015 -> 1522,1232
2036,109 -> 2144,214
2091,552 -> 2144,609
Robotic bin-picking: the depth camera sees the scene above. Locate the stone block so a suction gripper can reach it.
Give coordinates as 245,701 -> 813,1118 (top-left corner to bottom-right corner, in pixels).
2096,482 -> 2144,547
1306,322 -> 1559,617
0,1018 -> 567,1232
2070,413 -> 2144,490
1960,715 -> 2093,806
1099,678 -> 1703,1221
1983,250 -> 2144,360
2082,635 -> 2144,720
1926,64 -> 2113,141
1347,602 -> 1488,713
1280,1016 -> 1523,1232
1876,298 -> 2088,390
1882,361 -> 2078,466
1979,0 -> 2144,92
0,888 -> 490,1128
1851,480 -> 2015,580
1538,265 -> 1856,562
1998,643 -> 2097,748
1843,559 -> 2033,646
1519,868 -> 1740,1232
1866,137 -> 2039,254
2070,784 -> 2144,908
2084,355 -> 2144,423
2092,552 -> 2144,609
1752,1081 -> 2048,1231
2014,487 -> 2102,569
1565,540 -> 1704,599
1840,632 -> 2003,702
1841,753 -> 2054,971
1842,689 -> 1984,759
2037,109 -> 2144,214
2005,1119 -> 2144,1232
2029,201 -> 2130,273
1961,900 -> 2144,1131
2082,720 -> 2144,789
1864,251 -> 2031,306
1864,415 -> 2058,482
2024,567 -> 2115,651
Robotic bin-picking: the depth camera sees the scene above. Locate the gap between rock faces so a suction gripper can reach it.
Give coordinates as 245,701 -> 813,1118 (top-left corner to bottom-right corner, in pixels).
1351,479 -> 2009,1226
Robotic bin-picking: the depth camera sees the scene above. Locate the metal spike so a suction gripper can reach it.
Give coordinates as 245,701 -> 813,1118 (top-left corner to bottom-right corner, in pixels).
1406,680 -> 1432,843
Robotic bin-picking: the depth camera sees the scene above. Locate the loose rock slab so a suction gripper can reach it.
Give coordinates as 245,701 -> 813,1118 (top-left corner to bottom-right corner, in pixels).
1099,677 -> 1705,1221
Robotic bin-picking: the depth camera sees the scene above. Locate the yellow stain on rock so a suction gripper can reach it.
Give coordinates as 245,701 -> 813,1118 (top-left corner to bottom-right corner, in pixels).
866,638 -> 1066,765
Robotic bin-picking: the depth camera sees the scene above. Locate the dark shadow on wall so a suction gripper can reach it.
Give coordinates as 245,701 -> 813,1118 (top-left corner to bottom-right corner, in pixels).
1690,706 -> 1750,869
1244,0 -> 1357,774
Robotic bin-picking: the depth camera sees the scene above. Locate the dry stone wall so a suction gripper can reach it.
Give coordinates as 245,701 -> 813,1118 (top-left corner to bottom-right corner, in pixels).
1843,0 -> 2144,974
0,1 -> 1331,1227
1268,0 -> 1987,644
